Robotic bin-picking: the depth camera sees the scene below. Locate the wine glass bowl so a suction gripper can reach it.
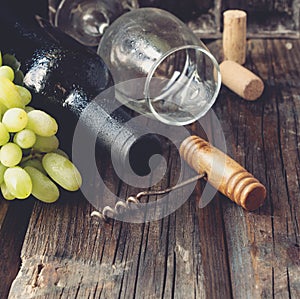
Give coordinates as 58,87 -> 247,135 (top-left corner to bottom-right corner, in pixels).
97,7 -> 221,125
54,0 -> 125,46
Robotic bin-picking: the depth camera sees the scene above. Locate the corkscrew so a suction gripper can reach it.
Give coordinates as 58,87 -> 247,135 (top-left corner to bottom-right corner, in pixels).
91,135 -> 267,221
91,172 -> 206,221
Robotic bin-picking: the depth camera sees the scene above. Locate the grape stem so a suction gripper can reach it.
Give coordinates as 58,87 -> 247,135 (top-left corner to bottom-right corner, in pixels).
20,151 -> 44,163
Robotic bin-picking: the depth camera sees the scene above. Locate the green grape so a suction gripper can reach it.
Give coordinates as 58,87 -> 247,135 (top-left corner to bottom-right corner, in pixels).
24,166 -> 59,203
0,102 -> 8,119
13,129 -> 36,149
2,107 -> 28,132
0,122 -> 10,146
33,135 -> 59,153
24,106 -> 34,113
14,70 -> 24,86
2,54 -> 20,72
0,142 -> 22,167
20,158 -> 47,175
4,166 -> 32,199
26,110 -> 58,137
0,52 -> 2,67
15,85 -> 31,106
42,153 -> 82,191
0,162 -> 7,184
1,182 -> 15,200
0,77 -> 23,108
53,148 -> 69,159
0,66 -> 14,81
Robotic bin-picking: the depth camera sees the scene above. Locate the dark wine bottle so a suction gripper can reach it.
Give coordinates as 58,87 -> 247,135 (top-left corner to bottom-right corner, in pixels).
0,5 -> 161,176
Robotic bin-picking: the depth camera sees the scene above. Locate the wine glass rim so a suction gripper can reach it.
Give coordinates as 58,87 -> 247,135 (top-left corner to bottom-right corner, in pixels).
144,45 -> 221,126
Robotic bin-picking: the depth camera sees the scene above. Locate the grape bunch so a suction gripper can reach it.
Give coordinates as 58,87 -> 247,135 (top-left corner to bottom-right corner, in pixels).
0,52 -> 82,203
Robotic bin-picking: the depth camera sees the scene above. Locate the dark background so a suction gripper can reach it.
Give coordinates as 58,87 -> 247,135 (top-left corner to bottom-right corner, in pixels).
4,0 -> 300,39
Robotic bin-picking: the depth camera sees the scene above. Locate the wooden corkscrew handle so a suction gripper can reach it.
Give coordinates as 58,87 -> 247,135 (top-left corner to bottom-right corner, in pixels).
179,136 -> 266,211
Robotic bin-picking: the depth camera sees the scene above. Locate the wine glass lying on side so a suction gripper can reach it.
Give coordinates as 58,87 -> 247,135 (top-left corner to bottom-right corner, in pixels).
97,7 -> 221,126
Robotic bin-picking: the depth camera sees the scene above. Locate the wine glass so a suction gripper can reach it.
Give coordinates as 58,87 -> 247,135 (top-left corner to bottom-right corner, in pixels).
54,0 -> 139,46
97,7 -> 221,125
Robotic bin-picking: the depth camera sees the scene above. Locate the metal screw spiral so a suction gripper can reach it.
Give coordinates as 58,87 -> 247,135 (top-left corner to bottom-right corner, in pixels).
91,172 -> 206,221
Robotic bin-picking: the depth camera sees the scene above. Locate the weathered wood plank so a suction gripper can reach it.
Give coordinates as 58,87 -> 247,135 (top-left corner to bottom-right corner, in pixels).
0,200 -> 9,230
8,139 -> 231,298
0,199 -> 35,299
212,38 -> 300,298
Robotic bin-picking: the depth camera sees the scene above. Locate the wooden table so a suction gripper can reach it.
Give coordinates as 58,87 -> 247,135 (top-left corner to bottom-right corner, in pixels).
0,39 -> 299,298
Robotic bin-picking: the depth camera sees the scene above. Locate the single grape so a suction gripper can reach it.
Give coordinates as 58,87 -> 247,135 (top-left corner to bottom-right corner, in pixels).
0,77 -> 23,108
26,110 -> 58,137
2,108 -> 28,132
0,66 -> 14,81
14,70 -> 24,86
20,158 -> 47,175
0,102 -> 8,119
24,106 -> 34,113
1,182 -> 15,200
13,129 -> 36,149
53,148 -> 69,159
0,162 -> 7,184
0,142 -> 22,167
15,85 -> 31,106
2,54 -> 20,72
42,153 -> 82,191
0,122 -> 10,146
24,166 -> 59,203
33,135 -> 59,153
4,166 -> 32,199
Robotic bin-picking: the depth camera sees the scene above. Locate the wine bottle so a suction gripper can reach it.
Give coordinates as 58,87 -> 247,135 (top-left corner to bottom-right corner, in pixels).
0,6 -> 161,176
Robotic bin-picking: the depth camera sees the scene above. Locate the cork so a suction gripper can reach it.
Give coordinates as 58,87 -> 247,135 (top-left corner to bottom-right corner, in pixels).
223,10 -> 247,65
180,136 -> 267,211
219,60 -> 264,101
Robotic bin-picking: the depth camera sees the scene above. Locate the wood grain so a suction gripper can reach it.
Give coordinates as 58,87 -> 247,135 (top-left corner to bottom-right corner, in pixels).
180,135 -> 266,210
8,152 -> 232,298
212,38 -> 300,298
0,200 -> 35,299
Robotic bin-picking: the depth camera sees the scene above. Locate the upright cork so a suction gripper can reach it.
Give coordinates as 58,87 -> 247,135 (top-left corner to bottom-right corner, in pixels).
220,60 -> 264,101
223,10 -> 247,64
180,136 -> 266,211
